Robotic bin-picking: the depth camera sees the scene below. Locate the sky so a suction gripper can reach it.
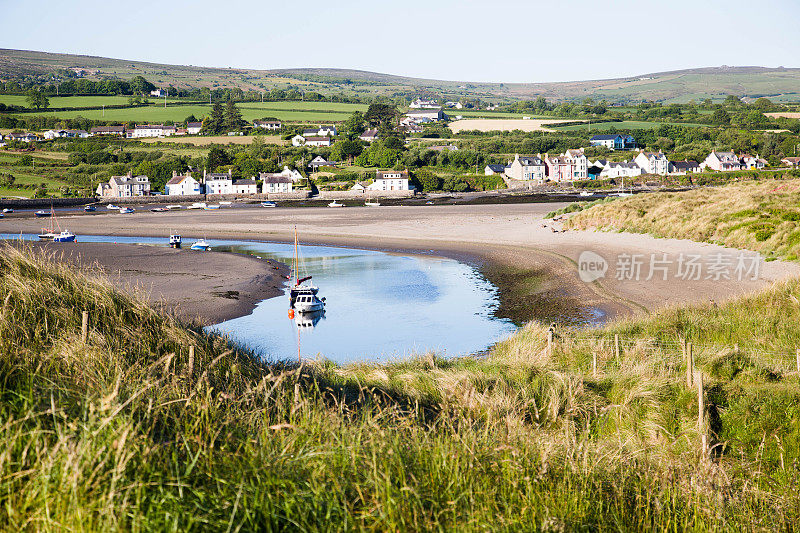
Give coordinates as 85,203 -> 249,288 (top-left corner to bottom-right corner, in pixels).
0,0 -> 798,83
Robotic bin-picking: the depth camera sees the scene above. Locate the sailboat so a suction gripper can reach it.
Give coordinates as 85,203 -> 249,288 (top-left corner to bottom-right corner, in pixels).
288,226 -> 325,313
38,207 -> 76,242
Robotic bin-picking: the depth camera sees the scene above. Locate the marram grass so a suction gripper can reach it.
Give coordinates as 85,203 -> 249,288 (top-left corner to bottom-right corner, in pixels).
1,244 -> 800,531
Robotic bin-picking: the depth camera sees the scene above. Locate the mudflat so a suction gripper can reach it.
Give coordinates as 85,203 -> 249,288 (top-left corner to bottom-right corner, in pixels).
19,242 -> 289,324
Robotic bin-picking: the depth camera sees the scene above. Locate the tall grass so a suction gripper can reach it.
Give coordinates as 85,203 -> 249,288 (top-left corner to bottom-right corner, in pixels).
567,178 -> 800,260
1,244 -> 800,530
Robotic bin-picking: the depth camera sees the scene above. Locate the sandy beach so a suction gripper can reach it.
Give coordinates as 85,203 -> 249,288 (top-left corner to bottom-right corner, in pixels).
3,202 -> 799,323
18,242 -> 290,324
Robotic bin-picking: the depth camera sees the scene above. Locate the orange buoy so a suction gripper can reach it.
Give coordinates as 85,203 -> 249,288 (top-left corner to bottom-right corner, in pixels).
288,309 -> 295,319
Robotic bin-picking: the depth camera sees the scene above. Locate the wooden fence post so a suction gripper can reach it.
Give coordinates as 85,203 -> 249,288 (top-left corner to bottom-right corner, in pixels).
686,342 -> 694,388
593,352 -> 597,378
547,329 -> 553,358
614,334 -> 620,363
188,345 -> 195,377
697,371 -> 706,454
796,348 -> 799,373
81,311 -> 89,343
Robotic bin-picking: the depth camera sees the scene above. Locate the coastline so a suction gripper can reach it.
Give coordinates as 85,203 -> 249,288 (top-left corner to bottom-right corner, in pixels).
3,202 -> 799,326
17,242 -> 291,325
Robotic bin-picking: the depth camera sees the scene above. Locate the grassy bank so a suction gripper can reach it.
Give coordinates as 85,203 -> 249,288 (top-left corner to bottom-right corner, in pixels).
567,178 -> 800,260
2,244 -> 800,530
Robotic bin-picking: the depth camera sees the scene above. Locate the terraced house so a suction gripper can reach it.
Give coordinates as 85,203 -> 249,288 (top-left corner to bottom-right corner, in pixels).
702,151 -> 741,172
634,150 -> 670,175
97,173 -> 150,197
506,154 -> 546,183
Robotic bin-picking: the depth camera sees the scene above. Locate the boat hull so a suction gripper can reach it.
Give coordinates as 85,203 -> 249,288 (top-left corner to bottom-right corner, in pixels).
294,301 -> 325,313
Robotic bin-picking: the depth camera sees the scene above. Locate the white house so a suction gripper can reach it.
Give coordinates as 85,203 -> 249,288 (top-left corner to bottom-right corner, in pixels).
302,126 -> 337,137
445,101 -> 463,109
308,155 -> 337,171
563,149 -> 589,180
405,109 -> 447,122
634,151 -> 670,175
261,174 -> 293,193
702,151 -> 741,172
589,134 -> 636,151
268,166 -> 304,182
165,173 -> 202,196
506,154 -> 546,182
304,136 -> 332,147
129,124 -> 176,138
599,161 -> 643,180
253,119 -> 281,130
7,132 -> 41,143
44,129 -> 68,139
150,88 -> 167,97
90,125 -> 125,136
669,160 -> 701,175
484,164 -> 508,176
97,173 -> 150,198
739,154 -> 767,170
291,135 -> 306,147
359,129 -> 379,142
409,99 -> 440,109
233,179 -> 258,195
367,170 -> 412,191
187,122 -> 203,135
204,170 -> 234,195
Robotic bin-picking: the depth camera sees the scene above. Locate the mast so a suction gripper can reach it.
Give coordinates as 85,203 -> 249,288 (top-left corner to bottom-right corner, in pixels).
294,225 -> 298,285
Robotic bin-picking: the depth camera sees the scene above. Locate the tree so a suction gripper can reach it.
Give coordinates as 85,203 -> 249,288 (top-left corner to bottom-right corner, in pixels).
202,103 -> 225,134
364,104 -> 397,130
223,101 -> 245,132
26,89 -> 49,110
129,75 -> 155,95
206,146 -> 230,171
711,108 -> 731,126
413,169 -> 442,192
343,111 -> 366,136
185,114 -> 198,124
330,139 -> 363,163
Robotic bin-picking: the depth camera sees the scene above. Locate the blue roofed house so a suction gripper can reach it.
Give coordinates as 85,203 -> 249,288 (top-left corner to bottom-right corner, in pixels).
590,134 -> 636,151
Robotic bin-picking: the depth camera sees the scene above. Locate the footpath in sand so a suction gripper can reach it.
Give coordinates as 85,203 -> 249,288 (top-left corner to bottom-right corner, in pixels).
2,203 -> 799,322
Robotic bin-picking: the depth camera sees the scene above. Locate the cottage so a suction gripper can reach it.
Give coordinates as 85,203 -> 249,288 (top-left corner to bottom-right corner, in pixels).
367,170 -> 412,191
350,181 -> 369,192
359,129 -> 379,142
507,154 -> 546,182
409,99 -> 440,109
427,144 -> 459,152
304,136 -> 332,147
253,119 -> 281,130
291,135 -> 306,147
445,101 -> 464,109
405,109 -> 447,122
401,123 -> 424,134
484,164 -> 508,176
308,156 -> 337,171
150,89 -> 167,97
599,161 -> 643,180
90,125 -> 126,136
563,149 -> 589,180
187,122 -> 203,135
129,124 -> 176,138
268,166 -> 304,182
204,169 -> 234,195
702,151 -> 741,172
634,151 -> 670,175
165,172 -> 202,196
97,173 -> 150,197
669,160 -> 701,175
781,157 -> 800,167
7,132 -> 41,143
261,174 -> 293,194
233,179 -> 258,195
545,156 -> 572,183
302,126 -> 337,137
589,134 -> 636,151
739,154 -> 767,170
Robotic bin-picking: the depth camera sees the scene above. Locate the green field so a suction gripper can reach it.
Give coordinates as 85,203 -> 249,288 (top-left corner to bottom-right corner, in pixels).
19,102 -> 359,123
553,120 -> 705,131
0,95 -> 140,108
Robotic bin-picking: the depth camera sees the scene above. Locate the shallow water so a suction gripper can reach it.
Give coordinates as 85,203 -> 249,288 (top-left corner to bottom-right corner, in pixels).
3,234 -> 519,364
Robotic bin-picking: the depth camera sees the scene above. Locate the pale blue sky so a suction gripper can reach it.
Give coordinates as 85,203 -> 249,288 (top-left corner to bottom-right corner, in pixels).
0,0 -> 798,83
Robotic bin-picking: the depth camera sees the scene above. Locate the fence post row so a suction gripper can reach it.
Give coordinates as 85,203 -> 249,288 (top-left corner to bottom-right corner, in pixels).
81,310 -> 89,343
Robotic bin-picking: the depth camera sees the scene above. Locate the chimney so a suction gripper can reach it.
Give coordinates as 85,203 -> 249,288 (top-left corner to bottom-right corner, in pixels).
172,170 -> 177,178
228,168 -> 232,177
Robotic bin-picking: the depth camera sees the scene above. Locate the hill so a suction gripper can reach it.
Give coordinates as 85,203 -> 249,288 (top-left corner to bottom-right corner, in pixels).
2,48 -> 800,103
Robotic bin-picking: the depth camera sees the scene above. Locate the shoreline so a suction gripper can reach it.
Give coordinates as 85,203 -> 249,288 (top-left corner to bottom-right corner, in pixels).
2,203 -> 799,326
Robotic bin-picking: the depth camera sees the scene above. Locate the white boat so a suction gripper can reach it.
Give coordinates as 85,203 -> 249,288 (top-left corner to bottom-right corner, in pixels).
219,201 -> 233,205
187,202 -> 207,210
579,191 -> 594,197
288,226 -> 325,313
169,234 -> 182,248
261,201 -> 277,208
327,200 -> 344,208
165,205 -> 182,210
2,208 -> 13,213
190,239 -> 211,251
107,204 -> 121,210
119,207 -> 135,214
83,205 -> 96,212
204,204 -> 221,210
34,210 -> 50,218
53,230 -> 76,242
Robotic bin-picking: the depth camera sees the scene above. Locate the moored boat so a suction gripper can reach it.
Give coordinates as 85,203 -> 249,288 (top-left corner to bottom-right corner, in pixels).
83,205 -> 97,212
204,204 -> 221,210
261,201 -> 277,208
328,200 -> 344,208
187,202 -> 207,210
107,204 -> 121,210
53,230 -> 76,242
169,234 -> 182,248
190,239 -> 211,251
288,226 -> 325,313
165,204 -> 182,210
34,210 -> 49,217
119,207 -> 135,214
3,208 -> 13,213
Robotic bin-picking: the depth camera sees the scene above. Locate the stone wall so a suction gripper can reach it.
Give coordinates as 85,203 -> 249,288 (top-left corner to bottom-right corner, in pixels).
316,190 -> 416,200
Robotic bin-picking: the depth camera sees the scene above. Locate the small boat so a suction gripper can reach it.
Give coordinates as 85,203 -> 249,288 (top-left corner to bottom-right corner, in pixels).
107,204 -> 121,210
150,207 -> 168,212
187,202 -> 207,210
261,201 -> 277,208
204,204 -> 221,210
365,200 -> 380,207
219,200 -> 233,205
190,239 -> 211,251
34,210 -> 49,218
119,207 -> 135,214
327,200 -> 344,208
293,293 -> 326,313
612,192 -> 633,197
2,208 -> 13,213
38,231 -> 57,240
295,309 -> 325,330
169,234 -> 182,249
0,213 -> 3,218
579,191 -> 594,197
425,201 -> 434,205
165,204 -> 182,210
83,205 -> 96,212
53,230 -> 76,243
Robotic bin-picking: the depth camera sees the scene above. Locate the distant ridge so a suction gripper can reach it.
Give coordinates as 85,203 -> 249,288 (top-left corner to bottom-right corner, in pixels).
1,48 -> 799,103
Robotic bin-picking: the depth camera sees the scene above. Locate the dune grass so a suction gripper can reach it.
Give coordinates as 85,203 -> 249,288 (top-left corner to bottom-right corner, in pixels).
1,244 -> 800,530
567,178 -> 800,260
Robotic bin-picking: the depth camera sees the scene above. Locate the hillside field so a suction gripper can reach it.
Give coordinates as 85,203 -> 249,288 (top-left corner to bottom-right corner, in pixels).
0,94 -> 135,108
553,120 -> 705,131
